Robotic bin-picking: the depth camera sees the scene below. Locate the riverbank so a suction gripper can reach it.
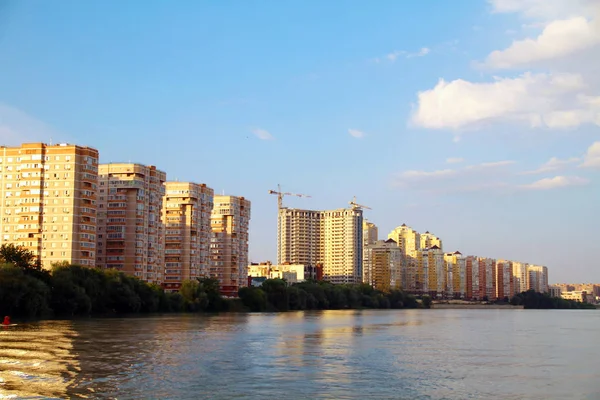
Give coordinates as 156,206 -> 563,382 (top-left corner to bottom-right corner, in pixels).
433,302 -> 523,309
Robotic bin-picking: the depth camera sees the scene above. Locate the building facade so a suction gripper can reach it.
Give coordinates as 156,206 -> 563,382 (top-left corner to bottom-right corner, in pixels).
512,261 -> 529,295
96,163 -> 166,284
0,143 -> 99,268
495,259 -> 514,300
527,265 -> 549,293
210,195 -> 251,297
277,208 -> 323,266
161,182 -> 214,291
363,239 -> 402,292
388,224 -> 421,292
322,207 -> 363,284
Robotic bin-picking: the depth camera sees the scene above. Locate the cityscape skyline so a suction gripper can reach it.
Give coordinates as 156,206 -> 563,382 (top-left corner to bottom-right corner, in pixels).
1,1 -> 598,282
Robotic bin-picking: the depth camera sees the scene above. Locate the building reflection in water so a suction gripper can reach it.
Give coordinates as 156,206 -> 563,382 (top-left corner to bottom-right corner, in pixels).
0,320 -> 80,399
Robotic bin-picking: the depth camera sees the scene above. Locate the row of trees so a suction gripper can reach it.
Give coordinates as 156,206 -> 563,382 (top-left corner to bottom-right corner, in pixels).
0,244 -> 426,319
510,290 -> 596,309
238,279 -> 425,312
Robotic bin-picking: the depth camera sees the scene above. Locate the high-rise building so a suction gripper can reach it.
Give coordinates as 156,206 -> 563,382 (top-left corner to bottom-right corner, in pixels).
465,255 -> 480,300
388,224 -> 421,292
363,220 -> 378,247
363,239 -> 402,292
277,205 -> 364,284
96,163 -> 166,284
277,208 -> 323,266
161,182 -> 214,291
422,245 -> 444,298
527,265 -> 548,293
512,261 -> 529,295
478,257 -> 496,300
0,143 -> 98,268
495,259 -> 514,300
444,251 -> 466,298
210,195 -> 251,297
420,231 -> 442,250
322,207 -> 363,284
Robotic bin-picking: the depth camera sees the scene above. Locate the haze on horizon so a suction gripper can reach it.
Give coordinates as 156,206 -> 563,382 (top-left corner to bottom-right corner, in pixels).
0,0 -> 598,283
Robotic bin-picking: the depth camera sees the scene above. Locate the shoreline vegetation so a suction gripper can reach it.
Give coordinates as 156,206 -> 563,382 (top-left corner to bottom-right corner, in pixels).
0,244 -> 595,320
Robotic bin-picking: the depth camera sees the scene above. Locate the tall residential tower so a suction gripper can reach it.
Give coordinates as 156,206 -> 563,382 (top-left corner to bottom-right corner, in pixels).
0,143 -> 99,268
96,163 -> 166,284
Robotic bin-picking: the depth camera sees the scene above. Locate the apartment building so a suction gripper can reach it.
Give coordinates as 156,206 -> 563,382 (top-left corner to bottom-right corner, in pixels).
444,251 -> 466,298
277,208 -> 324,266
527,265 -> 549,293
96,163 -> 166,284
465,255 -> 480,300
495,259 -> 514,300
0,143 -> 98,268
210,195 -> 251,297
512,261 -> 529,295
363,239 -> 402,292
388,224 -> 421,292
420,231 -> 442,250
478,257 -> 496,300
277,204 -> 364,285
322,207 -> 363,284
422,245 -> 444,298
363,220 -> 378,247
161,182 -> 214,291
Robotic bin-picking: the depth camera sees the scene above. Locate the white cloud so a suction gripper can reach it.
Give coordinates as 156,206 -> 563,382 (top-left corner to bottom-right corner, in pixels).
375,47 -> 430,63
489,0 -> 598,21
393,160 -> 515,191
0,103 -> 63,145
521,156 -> 580,174
251,128 -> 274,140
484,17 -> 600,69
580,141 -> 600,167
348,129 -> 365,139
520,175 -> 589,190
411,73 -> 600,130
446,157 -> 464,164
411,1 -> 600,133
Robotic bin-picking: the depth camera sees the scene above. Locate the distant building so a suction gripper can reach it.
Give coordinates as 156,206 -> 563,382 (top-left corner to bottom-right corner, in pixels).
388,224 -> 421,292
444,251 -> 466,298
0,143 -> 99,269
478,257 -> 496,300
248,262 -> 307,284
161,182 -> 214,292
549,285 -> 562,298
495,260 -> 514,300
210,195 -> 251,297
512,262 -> 529,295
527,265 -> 549,293
465,256 -> 480,300
363,239 -> 402,292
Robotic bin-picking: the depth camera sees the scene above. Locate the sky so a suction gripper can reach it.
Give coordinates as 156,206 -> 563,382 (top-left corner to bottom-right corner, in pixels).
0,0 -> 598,283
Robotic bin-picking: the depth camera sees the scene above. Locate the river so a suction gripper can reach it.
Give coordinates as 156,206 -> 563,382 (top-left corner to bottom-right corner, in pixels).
0,309 -> 598,399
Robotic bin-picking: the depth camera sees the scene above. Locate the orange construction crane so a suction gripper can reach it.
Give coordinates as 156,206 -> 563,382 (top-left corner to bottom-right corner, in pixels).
349,196 -> 371,210
268,184 -> 311,209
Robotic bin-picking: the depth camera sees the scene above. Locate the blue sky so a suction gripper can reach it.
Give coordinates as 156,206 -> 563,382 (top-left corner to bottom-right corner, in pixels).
1,0 -> 598,282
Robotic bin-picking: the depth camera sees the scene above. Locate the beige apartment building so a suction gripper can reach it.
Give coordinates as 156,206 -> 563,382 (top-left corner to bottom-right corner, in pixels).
162,182 -> 214,291
322,207 -> 363,284
0,143 -> 98,268
363,239 -> 402,292
420,231 -> 442,250
210,195 -> 251,297
96,163 -> 166,284
388,224 -> 421,292
277,208 -> 324,266
277,204 -> 364,284
527,265 -> 549,293
444,251 -> 466,298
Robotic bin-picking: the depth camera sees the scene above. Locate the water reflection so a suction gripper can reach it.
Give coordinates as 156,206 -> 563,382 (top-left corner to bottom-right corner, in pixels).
1,310 -> 599,399
0,321 -> 79,399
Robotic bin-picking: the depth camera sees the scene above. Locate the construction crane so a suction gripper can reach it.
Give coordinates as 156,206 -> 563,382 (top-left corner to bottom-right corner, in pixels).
349,196 -> 372,210
268,184 -> 311,209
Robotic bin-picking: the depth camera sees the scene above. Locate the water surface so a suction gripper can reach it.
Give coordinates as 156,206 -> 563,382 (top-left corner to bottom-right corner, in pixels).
1,309 -> 599,399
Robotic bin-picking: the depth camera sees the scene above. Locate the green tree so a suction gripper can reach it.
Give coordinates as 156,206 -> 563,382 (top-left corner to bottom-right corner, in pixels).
421,295 -> 432,309
238,286 -> 268,311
